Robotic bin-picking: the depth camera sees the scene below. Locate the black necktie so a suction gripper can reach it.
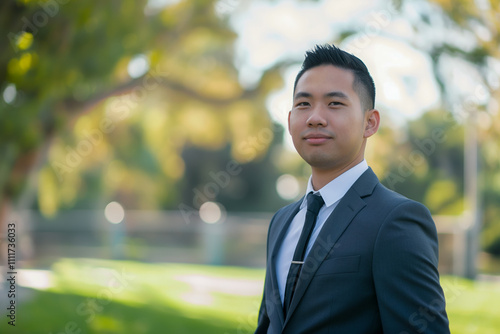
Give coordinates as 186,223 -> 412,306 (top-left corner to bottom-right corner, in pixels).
283,192 -> 324,316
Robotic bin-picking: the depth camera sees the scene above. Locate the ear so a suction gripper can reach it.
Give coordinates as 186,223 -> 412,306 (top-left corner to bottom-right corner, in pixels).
288,110 -> 292,134
363,109 -> 380,138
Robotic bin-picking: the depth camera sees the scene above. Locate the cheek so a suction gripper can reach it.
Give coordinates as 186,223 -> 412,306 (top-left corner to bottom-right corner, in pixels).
289,121 -> 305,148
337,114 -> 364,131
288,116 -> 302,135
290,127 -> 302,146
334,118 -> 364,143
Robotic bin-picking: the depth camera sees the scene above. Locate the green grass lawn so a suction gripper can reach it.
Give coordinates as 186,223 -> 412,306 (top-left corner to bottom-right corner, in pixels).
5,258 -> 500,333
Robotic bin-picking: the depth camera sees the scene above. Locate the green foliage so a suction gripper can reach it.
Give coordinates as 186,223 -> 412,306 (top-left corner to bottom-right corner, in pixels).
0,0 -> 288,215
482,216 -> 500,256
1,0 -> 500,264
399,0 -> 500,258
379,109 -> 465,216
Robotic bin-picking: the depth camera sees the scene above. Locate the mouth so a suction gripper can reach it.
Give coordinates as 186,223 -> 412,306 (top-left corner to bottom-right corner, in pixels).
303,133 -> 332,145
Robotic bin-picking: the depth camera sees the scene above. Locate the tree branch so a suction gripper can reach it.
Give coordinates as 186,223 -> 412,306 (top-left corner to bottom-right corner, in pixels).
63,59 -> 296,115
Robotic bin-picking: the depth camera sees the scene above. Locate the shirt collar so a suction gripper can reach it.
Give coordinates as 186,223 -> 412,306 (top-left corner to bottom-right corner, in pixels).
301,160 -> 369,209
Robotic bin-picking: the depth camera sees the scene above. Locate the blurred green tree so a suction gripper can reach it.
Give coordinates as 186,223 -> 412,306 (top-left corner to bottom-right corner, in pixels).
2,0 -> 500,265
377,109 -> 465,215
419,0 -> 500,257
0,0 -> 289,222
386,0 -> 500,257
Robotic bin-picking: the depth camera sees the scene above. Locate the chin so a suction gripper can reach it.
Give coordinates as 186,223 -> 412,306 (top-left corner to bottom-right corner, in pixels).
303,155 -> 337,169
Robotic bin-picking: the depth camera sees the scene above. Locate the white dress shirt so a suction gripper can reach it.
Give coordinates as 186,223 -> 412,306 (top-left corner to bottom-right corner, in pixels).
276,160 -> 368,304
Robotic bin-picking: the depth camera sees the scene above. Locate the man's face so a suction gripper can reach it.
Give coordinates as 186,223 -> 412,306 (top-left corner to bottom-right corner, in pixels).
288,65 -> 375,171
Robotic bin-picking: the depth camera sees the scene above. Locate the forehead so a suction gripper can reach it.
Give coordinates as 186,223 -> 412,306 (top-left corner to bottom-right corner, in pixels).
295,65 -> 356,97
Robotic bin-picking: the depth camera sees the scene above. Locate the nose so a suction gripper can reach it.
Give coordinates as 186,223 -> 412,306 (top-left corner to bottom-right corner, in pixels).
307,106 -> 327,127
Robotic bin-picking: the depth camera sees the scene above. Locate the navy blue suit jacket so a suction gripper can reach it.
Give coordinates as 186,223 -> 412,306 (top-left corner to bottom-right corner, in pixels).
255,168 -> 449,333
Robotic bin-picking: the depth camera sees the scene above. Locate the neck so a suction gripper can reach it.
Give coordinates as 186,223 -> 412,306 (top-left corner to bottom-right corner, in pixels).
310,157 -> 364,191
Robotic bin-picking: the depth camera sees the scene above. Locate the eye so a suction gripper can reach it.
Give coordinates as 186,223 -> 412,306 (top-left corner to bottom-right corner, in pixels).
329,101 -> 344,106
295,101 -> 310,107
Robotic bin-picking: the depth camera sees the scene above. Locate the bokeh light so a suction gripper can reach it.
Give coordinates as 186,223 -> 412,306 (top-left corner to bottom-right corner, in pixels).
104,201 -> 125,224
276,174 -> 300,200
3,84 -> 17,104
127,54 -> 150,78
199,202 -> 224,224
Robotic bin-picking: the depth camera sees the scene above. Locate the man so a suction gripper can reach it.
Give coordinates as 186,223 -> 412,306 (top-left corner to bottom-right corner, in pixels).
255,44 -> 449,333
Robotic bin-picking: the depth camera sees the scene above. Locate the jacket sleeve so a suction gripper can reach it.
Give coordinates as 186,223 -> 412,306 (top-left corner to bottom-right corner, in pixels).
255,280 -> 270,334
372,200 -> 450,334
255,211 -> 276,334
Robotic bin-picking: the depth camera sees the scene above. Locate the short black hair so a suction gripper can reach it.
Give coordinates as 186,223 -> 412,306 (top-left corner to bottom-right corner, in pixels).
293,44 -> 376,111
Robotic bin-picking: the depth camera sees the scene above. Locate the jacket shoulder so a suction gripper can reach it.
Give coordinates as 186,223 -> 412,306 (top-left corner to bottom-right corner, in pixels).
354,168 -> 432,217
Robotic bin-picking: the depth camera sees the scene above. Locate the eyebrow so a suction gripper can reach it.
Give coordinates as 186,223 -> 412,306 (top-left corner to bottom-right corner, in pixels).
294,91 -> 350,100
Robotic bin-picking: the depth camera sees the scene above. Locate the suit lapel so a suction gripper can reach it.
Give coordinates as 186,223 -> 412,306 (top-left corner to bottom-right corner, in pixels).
268,199 -> 302,327
283,168 -> 379,323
